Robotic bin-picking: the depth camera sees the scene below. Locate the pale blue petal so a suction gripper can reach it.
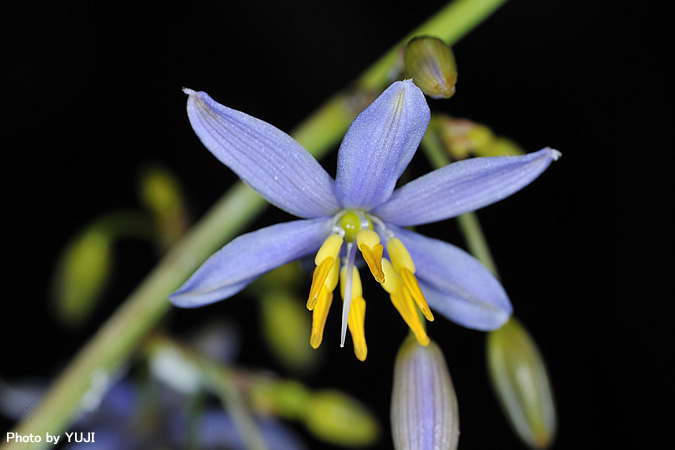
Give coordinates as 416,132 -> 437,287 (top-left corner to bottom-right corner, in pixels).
170,218 -> 331,307
185,89 -> 340,218
392,226 -> 511,330
372,148 -> 561,226
335,80 -> 430,210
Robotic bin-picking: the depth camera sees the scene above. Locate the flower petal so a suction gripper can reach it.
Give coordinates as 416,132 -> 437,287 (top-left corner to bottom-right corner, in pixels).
335,80 -> 430,210
170,218 -> 331,308
372,148 -> 560,226
185,89 -> 340,218
391,227 -> 511,330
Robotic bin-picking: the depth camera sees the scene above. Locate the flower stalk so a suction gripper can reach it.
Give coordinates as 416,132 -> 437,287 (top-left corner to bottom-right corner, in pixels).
421,113 -> 558,450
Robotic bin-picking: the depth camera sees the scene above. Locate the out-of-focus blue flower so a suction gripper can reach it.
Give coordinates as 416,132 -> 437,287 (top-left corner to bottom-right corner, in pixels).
171,80 -> 559,360
2,379 -> 306,450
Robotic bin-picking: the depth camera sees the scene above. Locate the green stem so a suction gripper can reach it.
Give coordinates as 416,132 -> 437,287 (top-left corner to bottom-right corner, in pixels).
147,334 -> 270,450
456,212 -> 499,277
3,1 -> 506,448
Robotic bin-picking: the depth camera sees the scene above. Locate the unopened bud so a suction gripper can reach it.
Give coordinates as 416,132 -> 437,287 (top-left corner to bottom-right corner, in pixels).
487,318 -> 557,449
479,137 -> 524,157
391,335 -> 459,450
51,227 -> 112,327
138,165 -> 188,247
251,379 -> 311,420
260,290 -> 318,374
405,36 -> 458,99
431,114 -> 524,160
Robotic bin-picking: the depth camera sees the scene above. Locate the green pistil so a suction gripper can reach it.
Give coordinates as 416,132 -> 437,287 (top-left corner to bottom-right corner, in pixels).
339,211 -> 372,242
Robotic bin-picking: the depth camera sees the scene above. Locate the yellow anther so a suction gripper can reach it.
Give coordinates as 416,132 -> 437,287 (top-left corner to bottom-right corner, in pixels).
357,230 -> 385,282
307,257 -> 334,309
347,296 -> 368,361
399,267 -> 434,322
310,286 -> 333,349
356,229 -> 380,248
379,259 -> 400,295
324,258 -> 340,292
340,265 -> 363,299
308,234 -> 343,309
315,234 -> 343,265
386,238 -> 416,273
390,288 -> 430,346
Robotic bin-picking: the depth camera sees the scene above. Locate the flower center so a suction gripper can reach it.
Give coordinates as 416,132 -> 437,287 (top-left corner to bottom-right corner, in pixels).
338,211 -> 372,242
306,209 -> 434,361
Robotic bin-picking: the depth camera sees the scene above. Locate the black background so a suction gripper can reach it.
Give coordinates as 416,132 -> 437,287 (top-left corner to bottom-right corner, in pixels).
3,1 -> 672,448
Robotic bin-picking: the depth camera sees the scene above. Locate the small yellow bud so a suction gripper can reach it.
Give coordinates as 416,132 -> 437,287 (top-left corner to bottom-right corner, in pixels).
303,390 -> 379,447
51,227 -> 112,327
431,114 -> 524,161
405,36 -> 458,99
138,165 -> 188,247
478,136 -> 524,157
261,291 -> 318,374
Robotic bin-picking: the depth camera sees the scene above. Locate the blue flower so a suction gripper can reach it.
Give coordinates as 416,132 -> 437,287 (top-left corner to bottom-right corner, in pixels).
170,80 -> 559,361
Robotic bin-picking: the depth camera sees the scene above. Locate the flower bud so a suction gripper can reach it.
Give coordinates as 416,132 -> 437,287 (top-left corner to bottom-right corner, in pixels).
260,290 -> 318,374
405,36 -> 458,99
431,114 -> 524,161
303,390 -> 379,447
487,318 -> 556,449
391,335 -> 459,450
51,226 -> 113,327
250,379 -> 311,420
479,137 -> 524,157
138,165 -> 188,247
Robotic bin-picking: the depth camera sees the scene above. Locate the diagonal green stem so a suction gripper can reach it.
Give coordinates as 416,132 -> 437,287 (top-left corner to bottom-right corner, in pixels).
3,1 -> 506,448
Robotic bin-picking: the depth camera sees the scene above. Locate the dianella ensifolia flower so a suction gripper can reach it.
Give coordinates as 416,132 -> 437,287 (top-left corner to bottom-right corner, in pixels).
170,80 -> 560,361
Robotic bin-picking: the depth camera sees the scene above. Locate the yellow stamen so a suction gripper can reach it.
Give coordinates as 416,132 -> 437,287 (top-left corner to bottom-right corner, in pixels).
390,287 -> 430,346
310,286 -> 333,349
347,296 -> 367,361
387,237 -> 433,320
380,259 -> 430,346
357,229 -> 385,282
308,234 -> 343,309
379,259 -> 400,295
386,238 -> 415,273
315,234 -> 344,264
307,257 -> 333,310
399,267 -> 434,322
324,257 -> 340,291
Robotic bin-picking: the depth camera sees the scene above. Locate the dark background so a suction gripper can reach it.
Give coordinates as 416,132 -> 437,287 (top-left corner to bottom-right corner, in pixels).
3,0 -> 672,448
